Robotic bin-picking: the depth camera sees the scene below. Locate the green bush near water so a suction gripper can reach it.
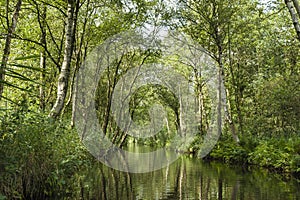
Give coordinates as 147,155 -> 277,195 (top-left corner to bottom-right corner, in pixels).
208,134 -> 300,174
0,110 -> 93,199
248,137 -> 300,173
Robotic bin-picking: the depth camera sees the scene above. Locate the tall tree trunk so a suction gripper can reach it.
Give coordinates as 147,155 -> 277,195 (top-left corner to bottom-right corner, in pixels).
49,0 -> 76,118
228,22 -> 244,135
292,0 -> 300,18
225,90 -> 240,143
194,68 -> 205,134
0,0 -> 22,102
217,51 -> 223,138
61,0 -> 80,117
71,44 -> 88,127
102,55 -> 123,136
216,34 -> 239,143
285,0 -> 300,41
38,4 -> 47,111
71,0 -> 90,127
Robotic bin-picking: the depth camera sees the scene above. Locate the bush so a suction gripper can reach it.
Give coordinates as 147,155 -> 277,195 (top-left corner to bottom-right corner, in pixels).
209,134 -> 249,164
206,133 -> 300,174
0,111 -> 92,199
248,137 -> 300,173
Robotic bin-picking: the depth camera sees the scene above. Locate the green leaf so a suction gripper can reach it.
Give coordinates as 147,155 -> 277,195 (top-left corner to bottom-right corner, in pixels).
0,79 -> 30,92
0,95 -> 21,106
5,68 -> 43,85
14,55 -> 40,60
6,63 -> 46,72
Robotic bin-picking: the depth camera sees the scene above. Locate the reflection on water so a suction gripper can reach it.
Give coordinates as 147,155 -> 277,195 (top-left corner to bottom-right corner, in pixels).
76,146 -> 300,200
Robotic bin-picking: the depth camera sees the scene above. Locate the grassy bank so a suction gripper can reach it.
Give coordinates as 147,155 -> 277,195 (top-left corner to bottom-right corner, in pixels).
206,134 -> 300,176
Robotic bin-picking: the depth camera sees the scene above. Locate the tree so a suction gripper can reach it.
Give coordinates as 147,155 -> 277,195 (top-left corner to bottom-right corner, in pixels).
178,0 -> 240,142
0,0 -> 22,102
285,0 -> 300,41
292,0 -> 300,17
49,0 -> 79,118
32,0 -> 47,111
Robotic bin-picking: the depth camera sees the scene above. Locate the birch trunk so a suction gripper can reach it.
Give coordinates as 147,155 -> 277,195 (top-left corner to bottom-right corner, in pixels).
61,0 -> 80,117
285,0 -> 300,41
292,0 -> 300,18
39,4 -> 47,111
0,0 -> 22,101
49,0 -> 75,118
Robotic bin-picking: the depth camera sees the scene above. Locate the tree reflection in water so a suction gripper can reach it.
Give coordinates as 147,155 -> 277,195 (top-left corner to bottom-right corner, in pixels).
76,156 -> 300,200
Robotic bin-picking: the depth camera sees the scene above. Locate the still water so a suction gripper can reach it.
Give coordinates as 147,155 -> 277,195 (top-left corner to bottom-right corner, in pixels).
75,146 -> 300,200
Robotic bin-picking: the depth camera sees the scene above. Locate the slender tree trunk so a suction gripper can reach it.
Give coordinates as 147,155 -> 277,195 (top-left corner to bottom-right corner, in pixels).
0,0 -> 22,102
225,90 -> 240,143
49,0 -> 76,118
228,22 -> 244,135
217,52 -> 223,138
194,69 -> 205,134
179,88 -> 185,137
102,55 -> 123,136
39,4 -> 47,111
214,15 -> 224,138
72,44 -> 88,127
39,52 -> 46,110
165,116 -> 170,134
217,37 -> 239,143
61,0 -> 80,116
285,0 -> 300,41
292,0 -> 300,18
71,0 -> 90,127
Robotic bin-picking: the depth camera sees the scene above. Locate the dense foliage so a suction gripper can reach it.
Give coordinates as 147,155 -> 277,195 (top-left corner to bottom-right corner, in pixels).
0,0 -> 299,198
0,111 -> 93,199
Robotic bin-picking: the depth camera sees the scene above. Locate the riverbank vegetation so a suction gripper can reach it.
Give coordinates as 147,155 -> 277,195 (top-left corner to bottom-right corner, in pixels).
0,0 -> 299,198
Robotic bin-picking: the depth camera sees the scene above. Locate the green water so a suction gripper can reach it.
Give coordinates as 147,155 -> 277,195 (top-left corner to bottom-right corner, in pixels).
76,154 -> 300,200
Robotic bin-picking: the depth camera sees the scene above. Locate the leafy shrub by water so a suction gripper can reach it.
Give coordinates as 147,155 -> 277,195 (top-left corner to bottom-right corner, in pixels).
0,110 -> 93,199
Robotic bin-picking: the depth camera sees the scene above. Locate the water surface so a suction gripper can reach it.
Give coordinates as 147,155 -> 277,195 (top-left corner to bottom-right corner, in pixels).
77,150 -> 300,200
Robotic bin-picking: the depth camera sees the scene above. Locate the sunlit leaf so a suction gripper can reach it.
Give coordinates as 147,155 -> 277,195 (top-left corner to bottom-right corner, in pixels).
0,79 -> 30,92
6,68 -> 43,85
0,94 -> 21,106
14,55 -> 40,61
5,63 -> 46,72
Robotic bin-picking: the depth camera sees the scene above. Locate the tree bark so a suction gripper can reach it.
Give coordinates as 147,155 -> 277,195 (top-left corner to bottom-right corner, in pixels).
224,90 -> 240,143
38,3 -> 47,111
49,0 -> 76,118
285,0 -> 300,41
228,22 -> 244,136
216,29 -> 239,143
61,0 -> 80,117
70,0 -> 90,127
217,52 -> 223,138
215,24 -> 224,138
0,0 -> 22,102
292,0 -> 300,18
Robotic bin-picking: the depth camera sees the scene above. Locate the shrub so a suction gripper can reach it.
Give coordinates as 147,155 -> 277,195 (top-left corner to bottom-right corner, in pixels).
0,111 -> 92,199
